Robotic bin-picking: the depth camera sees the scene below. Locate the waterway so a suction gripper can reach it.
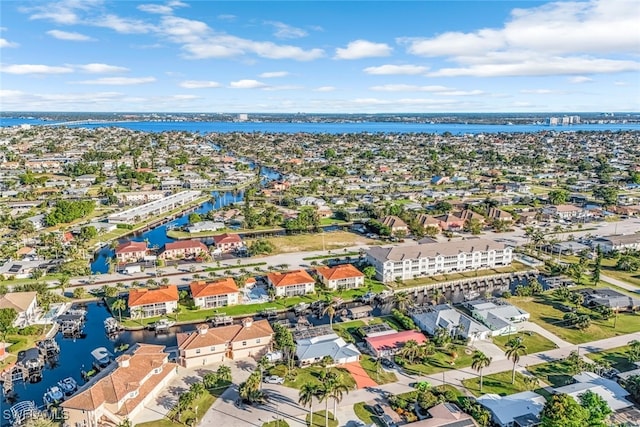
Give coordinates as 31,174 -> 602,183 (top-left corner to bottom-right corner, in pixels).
0,302 -> 199,424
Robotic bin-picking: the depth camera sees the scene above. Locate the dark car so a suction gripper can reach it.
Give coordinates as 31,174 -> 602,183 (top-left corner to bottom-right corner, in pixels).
381,358 -> 394,369
372,404 -> 385,416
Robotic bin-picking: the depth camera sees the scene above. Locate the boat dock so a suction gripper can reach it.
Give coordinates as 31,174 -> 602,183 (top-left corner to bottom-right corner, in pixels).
210,313 -> 233,326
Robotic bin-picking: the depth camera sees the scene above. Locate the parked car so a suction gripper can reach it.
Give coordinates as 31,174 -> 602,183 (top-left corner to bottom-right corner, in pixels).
263,375 -> 285,384
381,414 -> 397,427
372,404 -> 385,416
381,358 -> 394,369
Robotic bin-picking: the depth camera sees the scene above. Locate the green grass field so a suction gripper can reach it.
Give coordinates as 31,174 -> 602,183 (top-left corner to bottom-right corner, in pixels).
462,370 -> 543,397
491,331 -> 558,354
401,345 -> 474,375
527,359 -> 577,387
360,355 -> 398,385
268,365 -> 357,390
306,411 -> 338,427
586,345 -> 636,372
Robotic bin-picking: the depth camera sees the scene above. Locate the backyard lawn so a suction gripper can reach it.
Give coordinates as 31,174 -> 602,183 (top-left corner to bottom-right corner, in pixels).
509,293 -> 640,344
492,332 -> 558,354
400,345 -> 474,375
461,370 -> 544,397
586,345 -> 636,372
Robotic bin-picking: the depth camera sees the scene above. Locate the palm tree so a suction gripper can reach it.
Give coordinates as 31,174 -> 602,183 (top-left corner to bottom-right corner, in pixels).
202,372 -> 218,389
471,350 -> 492,393
327,377 -> 350,425
216,365 -> 232,383
398,340 -> 422,364
322,299 -> 338,328
175,391 -> 195,422
189,381 -> 205,397
298,383 -> 319,425
111,298 -> 126,322
505,341 -> 527,384
393,291 -> 413,312
629,339 -> 640,362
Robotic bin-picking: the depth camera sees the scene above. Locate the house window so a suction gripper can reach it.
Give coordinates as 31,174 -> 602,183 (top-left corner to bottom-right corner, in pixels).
242,341 -> 247,346
196,349 -> 201,354
256,339 -> 261,344
154,367 -> 162,374
210,346 -> 215,351
129,390 -> 138,398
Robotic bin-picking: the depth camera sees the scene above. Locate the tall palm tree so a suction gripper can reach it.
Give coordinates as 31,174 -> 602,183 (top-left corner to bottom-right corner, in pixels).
322,299 -> 339,328
505,341 -> 527,384
111,298 -> 126,322
398,340 -> 422,364
216,365 -> 232,383
393,291 -> 413,312
298,383 -> 319,425
471,350 -> 492,393
328,379 -> 350,425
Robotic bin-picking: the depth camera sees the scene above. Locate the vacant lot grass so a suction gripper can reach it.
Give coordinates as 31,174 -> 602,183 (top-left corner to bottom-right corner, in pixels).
270,365 -> 357,390
306,411 -> 338,427
261,231 -> 377,254
401,345 -> 474,375
332,320 -> 365,343
528,359 -> 576,387
586,345 -> 636,372
492,332 -> 558,354
360,355 -> 398,385
602,267 -> 640,287
462,370 -> 542,397
509,293 -> 640,344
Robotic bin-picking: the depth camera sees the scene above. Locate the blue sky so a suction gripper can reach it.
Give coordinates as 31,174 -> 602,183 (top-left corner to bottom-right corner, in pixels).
1,0 -> 639,113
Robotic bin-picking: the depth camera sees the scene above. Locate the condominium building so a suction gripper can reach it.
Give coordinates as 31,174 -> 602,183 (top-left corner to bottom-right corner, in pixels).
366,239 -> 513,282
107,191 -> 201,225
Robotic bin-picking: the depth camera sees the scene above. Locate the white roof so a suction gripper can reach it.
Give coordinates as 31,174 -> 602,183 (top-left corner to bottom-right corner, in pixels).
477,391 -> 546,427
296,333 -> 360,363
553,372 -> 632,411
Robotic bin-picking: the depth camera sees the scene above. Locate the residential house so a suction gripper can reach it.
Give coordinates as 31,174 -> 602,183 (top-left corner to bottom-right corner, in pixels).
434,213 -> 465,231
466,300 -> 530,336
186,221 -> 225,234
459,209 -> 485,225
115,241 -> 148,264
315,264 -> 365,290
416,213 -> 441,230
294,327 -> 361,366
578,288 -> 640,312
381,215 -> 409,235
267,270 -> 315,297
364,330 -> 428,358
0,291 -> 38,327
366,239 -> 513,282
61,344 -> 177,427
592,234 -> 640,253
407,403 -> 477,427
212,233 -> 244,253
411,304 -> 491,341
487,207 -> 514,222
477,391 -> 546,427
177,318 -> 274,367
190,278 -> 240,309
128,285 -> 179,319
542,204 -> 586,220
159,240 -> 208,260
553,372 -> 634,412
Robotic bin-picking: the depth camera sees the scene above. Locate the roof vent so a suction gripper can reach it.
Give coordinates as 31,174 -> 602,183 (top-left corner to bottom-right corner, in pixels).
197,324 -> 209,335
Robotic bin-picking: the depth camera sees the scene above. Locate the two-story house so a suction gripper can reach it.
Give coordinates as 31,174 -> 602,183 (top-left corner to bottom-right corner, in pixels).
128,285 -> 179,319
212,233 -> 244,253
177,318 -> 273,368
190,278 -> 240,309
61,344 -> 177,427
159,240 -> 208,260
114,241 -> 148,264
267,270 -> 315,297
315,264 -> 365,290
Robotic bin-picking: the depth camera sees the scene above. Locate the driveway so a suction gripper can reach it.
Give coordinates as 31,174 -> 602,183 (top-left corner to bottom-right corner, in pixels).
343,361 -> 378,389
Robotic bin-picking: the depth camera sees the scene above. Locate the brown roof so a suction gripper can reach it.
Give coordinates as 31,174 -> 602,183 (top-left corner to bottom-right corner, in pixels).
128,285 -> 178,307
190,278 -> 239,298
164,240 -> 208,251
115,241 -> 147,254
267,269 -> 315,287
177,319 -> 273,351
316,264 -> 364,281
212,233 -> 242,244
381,215 -> 408,229
0,291 -> 37,312
62,344 -> 177,412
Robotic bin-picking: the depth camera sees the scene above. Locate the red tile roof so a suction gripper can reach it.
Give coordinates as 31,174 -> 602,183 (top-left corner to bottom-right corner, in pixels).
177,319 -> 273,350
365,330 -> 428,352
128,285 -> 178,307
212,233 -> 242,244
267,269 -> 315,287
190,278 -> 239,298
316,264 -> 364,281
115,241 -> 147,254
164,240 -> 208,251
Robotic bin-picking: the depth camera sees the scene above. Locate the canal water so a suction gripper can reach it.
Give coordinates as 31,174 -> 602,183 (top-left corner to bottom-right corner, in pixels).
90,164 -> 281,274
0,302 -> 196,423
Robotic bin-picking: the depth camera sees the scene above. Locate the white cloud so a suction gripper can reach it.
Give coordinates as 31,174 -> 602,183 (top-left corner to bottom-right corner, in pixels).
335,40 -> 392,60
46,29 -> 95,41
0,38 -> 19,48
74,76 -> 156,85
314,86 -> 336,92
363,64 -> 428,75
171,94 -> 199,100
217,14 -> 236,21
230,79 -> 267,89
520,89 -> 567,94
259,71 -> 289,78
138,4 -> 174,15
94,14 -> 156,33
265,21 -> 308,39
370,84 -> 452,92
158,16 -> 324,61
75,63 -> 129,73
262,85 -> 303,91
1,64 -> 74,74
568,76 -> 593,84
401,0 -> 640,77
614,80 -> 629,86
179,80 -> 221,89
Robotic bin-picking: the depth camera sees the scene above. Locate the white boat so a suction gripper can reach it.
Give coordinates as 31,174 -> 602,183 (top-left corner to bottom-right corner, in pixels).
43,386 -> 64,405
91,347 -> 113,370
58,377 -> 78,396
153,318 -> 175,332
104,317 -> 120,334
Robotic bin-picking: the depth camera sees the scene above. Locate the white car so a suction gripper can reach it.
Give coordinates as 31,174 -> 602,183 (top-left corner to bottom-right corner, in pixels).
263,375 -> 285,384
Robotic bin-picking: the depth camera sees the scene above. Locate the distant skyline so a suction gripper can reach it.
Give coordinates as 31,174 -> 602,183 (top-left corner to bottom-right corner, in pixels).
1,0 -> 639,113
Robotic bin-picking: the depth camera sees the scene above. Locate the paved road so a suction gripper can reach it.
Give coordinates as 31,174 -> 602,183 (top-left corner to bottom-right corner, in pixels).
601,274 -> 640,292
195,330 -> 640,427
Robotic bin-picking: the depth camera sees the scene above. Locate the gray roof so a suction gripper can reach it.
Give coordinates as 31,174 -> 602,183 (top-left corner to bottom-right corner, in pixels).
477,391 -> 546,427
598,234 -> 640,245
367,239 -> 507,262
553,372 -> 632,411
295,333 -> 361,363
412,304 -> 489,339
